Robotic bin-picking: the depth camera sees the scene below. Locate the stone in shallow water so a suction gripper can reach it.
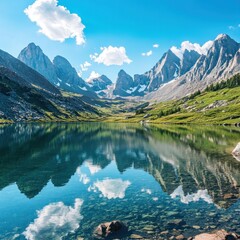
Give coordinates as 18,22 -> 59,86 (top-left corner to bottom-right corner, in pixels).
192,226 -> 201,229
176,235 -> 185,240
167,219 -> 186,229
93,220 -> 128,239
130,234 -> 144,239
192,230 -> 240,240
232,142 -> 240,161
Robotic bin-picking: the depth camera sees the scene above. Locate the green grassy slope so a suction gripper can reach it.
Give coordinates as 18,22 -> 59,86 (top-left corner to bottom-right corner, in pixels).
104,74 -> 240,125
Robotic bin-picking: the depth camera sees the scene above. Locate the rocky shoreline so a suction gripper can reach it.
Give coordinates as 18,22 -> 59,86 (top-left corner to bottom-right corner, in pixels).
83,220 -> 240,240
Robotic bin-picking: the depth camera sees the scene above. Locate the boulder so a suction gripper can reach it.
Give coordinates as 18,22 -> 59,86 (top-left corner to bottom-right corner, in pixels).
232,142 -> 240,161
93,220 -> 128,239
191,229 -> 240,240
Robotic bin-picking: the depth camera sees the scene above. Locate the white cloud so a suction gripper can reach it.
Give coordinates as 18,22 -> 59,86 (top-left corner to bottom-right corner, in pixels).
91,46 -> 132,66
170,186 -> 213,204
76,167 -> 90,185
90,53 -> 99,61
229,24 -> 240,30
153,44 -> 159,48
171,40 -> 213,60
80,61 -> 91,72
88,178 -> 131,199
141,188 -> 152,194
85,161 -> 101,175
23,199 -> 84,240
86,71 -> 101,82
142,50 -> 153,57
24,0 -> 85,45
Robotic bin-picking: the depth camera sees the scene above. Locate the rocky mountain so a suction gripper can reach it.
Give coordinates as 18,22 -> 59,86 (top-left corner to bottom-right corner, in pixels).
0,48 -> 59,95
53,56 -> 97,98
146,34 -> 240,101
0,65 -> 99,122
88,75 -> 112,97
18,43 -> 97,98
112,47 -> 201,97
18,43 -> 59,85
113,70 -> 135,96
111,34 -> 240,100
0,47 -> 100,122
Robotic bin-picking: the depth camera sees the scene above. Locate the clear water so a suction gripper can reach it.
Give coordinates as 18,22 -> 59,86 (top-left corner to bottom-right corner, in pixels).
0,123 -> 240,240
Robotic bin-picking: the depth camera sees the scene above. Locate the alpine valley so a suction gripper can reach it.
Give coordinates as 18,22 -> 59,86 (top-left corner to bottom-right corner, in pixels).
0,33 -> 239,124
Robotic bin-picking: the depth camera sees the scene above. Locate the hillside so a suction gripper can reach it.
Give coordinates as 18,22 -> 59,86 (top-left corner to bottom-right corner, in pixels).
104,74 -> 240,125
0,67 -> 100,123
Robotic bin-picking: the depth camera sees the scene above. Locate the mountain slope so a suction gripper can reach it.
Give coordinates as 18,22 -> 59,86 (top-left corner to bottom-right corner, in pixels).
112,48 -> 201,97
88,75 -> 112,97
0,66 -> 99,122
113,70 -> 134,96
18,43 -> 59,85
109,73 -> 240,125
0,48 -> 60,95
145,34 -> 240,101
18,43 -> 97,97
53,56 -> 97,98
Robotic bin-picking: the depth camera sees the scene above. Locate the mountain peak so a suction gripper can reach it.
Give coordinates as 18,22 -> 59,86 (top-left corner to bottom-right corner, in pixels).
27,42 -> 37,48
119,69 -> 128,75
53,55 -> 71,66
18,43 -> 59,85
215,34 -> 230,40
25,42 -> 42,53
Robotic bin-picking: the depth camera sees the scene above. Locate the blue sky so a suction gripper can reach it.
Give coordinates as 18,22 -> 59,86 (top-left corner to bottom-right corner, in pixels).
0,0 -> 239,81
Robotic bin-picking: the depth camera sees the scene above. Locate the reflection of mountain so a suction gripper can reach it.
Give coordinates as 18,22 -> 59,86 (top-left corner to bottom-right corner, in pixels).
0,123 -> 239,208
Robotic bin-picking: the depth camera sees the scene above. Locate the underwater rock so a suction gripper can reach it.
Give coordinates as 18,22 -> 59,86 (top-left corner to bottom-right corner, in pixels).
232,142 -> 240,161
176,235 -> 185,240
190,229 -> 240,240
130,233 -> 144,239
167,219 -> 186,229
93,220 -> 128,239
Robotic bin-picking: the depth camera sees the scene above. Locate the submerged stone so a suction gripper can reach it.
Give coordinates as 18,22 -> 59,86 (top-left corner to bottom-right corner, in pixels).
93,220 -> 128,239
232,142 -> 240,161
192,229 -> 240,240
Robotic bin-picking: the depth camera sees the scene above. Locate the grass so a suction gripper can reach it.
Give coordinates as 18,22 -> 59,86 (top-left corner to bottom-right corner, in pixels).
104,86 -> 240,125
0,119 -> 13,124
2,74 -> 240,125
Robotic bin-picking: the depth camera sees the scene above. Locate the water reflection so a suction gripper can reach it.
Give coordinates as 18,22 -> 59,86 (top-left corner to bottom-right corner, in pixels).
88,179 -> 131,199
23,199 -> 83,240
0,123 -> 239,208
0,123 -> 240,239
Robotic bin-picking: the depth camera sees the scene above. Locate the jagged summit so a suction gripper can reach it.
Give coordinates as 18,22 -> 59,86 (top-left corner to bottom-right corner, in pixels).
18,42 -> 59,85
111,34 -> 240,99
18,43 -> 97,98
215,33 -> 229,40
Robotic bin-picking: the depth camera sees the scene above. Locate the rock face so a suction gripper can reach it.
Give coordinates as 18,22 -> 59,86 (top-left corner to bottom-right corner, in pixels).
112,48 -> 200,97
18,43 -> 59,85
145,34 -> 240,101
53,56 -> 96,97
93,220 -> 128,239
18,43 -> 97,98
110,34 -> 240,100
142,49 -> 181,91
53,56 -> 86,87
232,142 -> 240,161
113,70 -> 134,96
0,66 -> 97,122
88,75 -> 112,97
0,47 -> 59,95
